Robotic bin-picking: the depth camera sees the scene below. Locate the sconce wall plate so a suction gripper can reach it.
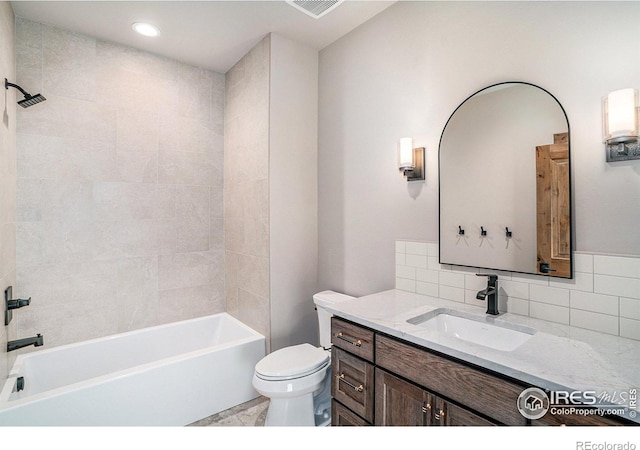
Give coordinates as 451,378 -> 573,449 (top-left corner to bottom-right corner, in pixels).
606,141 -> 640,162
401,147 -> 425,181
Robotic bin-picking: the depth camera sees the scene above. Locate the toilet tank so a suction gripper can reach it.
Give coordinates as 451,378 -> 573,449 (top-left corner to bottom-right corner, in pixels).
313,290 -> 355,349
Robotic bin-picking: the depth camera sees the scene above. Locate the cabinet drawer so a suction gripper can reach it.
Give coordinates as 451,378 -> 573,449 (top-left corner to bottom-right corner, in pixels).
331,347 -> 375,423
331,318 -> 374,362
332,400 -> 370,426
375,334 -> 527,426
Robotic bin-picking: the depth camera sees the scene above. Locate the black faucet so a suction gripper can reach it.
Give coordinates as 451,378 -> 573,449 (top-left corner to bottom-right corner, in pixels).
7,334 -> 43,352
476,274 -> 499,315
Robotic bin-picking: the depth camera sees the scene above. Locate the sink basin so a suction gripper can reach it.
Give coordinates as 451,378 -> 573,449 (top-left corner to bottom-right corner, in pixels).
407,308 -> 536,351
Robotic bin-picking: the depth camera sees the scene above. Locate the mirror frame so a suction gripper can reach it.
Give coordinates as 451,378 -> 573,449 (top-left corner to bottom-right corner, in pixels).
438,81 -> 573,278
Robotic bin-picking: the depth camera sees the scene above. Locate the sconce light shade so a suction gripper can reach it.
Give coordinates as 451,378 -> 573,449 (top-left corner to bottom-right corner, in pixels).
398,137 -> 415,171
398,137 -> 425,181
603,88 -> 640,161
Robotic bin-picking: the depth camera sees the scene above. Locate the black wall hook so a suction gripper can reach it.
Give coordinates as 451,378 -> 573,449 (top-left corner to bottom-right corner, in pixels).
505,227 -> 512,238
480,226 -> 487,236
458,226 -> 465,236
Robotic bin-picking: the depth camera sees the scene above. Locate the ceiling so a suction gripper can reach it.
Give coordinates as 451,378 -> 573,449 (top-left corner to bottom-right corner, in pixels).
10,0 -> 396,73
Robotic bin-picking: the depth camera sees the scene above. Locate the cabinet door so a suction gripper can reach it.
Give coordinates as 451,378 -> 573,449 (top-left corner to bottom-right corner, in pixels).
332,347 -> 375,423
332,400 -> 370,426
437,398 -> 496,426
375,368 -> 433,426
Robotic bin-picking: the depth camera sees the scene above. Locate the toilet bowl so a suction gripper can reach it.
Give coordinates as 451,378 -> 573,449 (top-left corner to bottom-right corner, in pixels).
252,290 -> 354,426
253,343 -> 331,426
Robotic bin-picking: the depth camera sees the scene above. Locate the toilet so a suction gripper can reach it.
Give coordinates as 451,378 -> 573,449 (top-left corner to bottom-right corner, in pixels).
252,290 -> 354,426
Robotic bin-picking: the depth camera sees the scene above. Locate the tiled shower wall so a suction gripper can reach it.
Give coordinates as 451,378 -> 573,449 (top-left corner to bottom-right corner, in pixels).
396,240 -> 640,341
224,36 -> 271,345
0,2 -> 16,379
14,18 -> 225,347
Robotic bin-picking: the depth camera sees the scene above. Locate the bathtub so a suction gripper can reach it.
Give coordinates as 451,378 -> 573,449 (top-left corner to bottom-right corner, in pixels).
0,313 -> 265,426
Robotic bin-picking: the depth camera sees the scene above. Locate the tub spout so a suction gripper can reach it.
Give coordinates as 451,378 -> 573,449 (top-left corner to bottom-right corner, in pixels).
7,334 -> 43,352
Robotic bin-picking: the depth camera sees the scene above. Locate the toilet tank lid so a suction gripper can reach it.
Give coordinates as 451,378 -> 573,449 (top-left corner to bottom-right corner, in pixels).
313,290 -> 355,308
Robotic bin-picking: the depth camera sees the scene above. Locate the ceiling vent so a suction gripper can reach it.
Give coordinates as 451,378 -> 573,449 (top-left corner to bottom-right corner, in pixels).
286,1 -> 344,19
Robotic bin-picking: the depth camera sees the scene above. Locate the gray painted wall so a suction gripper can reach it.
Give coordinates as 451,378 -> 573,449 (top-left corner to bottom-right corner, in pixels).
318,1 -> 640,297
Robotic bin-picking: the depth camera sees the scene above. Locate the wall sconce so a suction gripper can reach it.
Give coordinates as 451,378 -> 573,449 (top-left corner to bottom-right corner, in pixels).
603,88 -> 640,161
398,137 -> 425,181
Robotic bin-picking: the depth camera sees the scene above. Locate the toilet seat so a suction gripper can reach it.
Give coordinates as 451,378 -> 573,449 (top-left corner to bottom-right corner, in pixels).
255,343 -> 330,381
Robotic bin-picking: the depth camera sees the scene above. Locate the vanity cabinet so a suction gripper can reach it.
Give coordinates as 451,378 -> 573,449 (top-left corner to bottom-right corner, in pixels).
331,317 -> 508,426
330,316 -> 632,427
331,318 -> 375,425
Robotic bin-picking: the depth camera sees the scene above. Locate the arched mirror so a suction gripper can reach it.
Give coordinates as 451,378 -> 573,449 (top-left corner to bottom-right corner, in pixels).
439,82 -> 572,278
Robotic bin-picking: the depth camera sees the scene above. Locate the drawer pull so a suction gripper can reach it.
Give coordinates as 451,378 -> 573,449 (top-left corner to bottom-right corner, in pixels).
337,373 -> 364,392
336,332 -> 362,347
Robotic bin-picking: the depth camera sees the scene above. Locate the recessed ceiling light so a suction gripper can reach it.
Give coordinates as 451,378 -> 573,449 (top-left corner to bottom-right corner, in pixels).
132,22 -> 160,37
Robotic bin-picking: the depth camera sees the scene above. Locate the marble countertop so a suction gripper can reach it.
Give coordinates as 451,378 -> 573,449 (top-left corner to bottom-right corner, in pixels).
324,289 -> 640,423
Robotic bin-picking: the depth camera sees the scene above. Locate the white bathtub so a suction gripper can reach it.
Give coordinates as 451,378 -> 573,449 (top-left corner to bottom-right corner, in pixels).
0,313 -> 265,426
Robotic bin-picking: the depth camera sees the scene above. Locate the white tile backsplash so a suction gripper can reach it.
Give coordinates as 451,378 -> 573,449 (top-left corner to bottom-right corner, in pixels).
594,254 -> 640,278
570,309 -> 619,336
529,285 -> 570,307
620,318 -> 640,341
620,297 -> 640,321
594,274 -> 640,300
395,240 -> 640,341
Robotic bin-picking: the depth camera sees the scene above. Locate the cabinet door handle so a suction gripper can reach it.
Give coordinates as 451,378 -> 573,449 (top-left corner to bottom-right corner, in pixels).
336,373 -> 364,392
434,409 -> 445,421
421,403 -> 431,414
335,332 -> 362,347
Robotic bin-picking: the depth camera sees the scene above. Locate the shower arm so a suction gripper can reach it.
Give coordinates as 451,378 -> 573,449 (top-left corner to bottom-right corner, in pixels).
5,78 -> 31,97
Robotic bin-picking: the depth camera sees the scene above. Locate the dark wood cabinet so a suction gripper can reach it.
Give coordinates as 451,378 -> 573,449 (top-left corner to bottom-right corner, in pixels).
332,400 -> 370,426
375,368 -> 432,426
331,347 -> 374,423
375,368 -> 495,426
330,315 -> 631,427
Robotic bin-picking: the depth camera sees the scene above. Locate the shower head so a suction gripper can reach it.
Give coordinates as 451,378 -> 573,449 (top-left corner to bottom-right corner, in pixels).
4,78 -> 46,108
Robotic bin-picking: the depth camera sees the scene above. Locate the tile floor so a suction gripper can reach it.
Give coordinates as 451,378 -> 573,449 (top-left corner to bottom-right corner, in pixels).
188,396 -> 269,426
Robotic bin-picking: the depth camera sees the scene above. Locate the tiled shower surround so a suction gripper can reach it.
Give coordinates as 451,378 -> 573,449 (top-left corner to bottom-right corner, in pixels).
396,240 -> 640,341
14,18 -> 225,346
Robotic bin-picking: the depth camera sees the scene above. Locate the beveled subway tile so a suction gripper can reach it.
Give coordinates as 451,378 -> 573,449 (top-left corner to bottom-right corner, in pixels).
570,309 -> 618,336
570,291 -> 619,316
548,271 -> 593,293
529,301 -> 570,325
529,284 -> 570,307
620,298 -> 640,321
594,254 -> 640,278
595,274 -> 640,300
396,277 -> 416,293
620,318 -> 640,341
396,265 -> 416,280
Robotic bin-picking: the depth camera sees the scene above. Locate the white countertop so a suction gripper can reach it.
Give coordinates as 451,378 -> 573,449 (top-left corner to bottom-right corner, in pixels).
324,289 -> 640,423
